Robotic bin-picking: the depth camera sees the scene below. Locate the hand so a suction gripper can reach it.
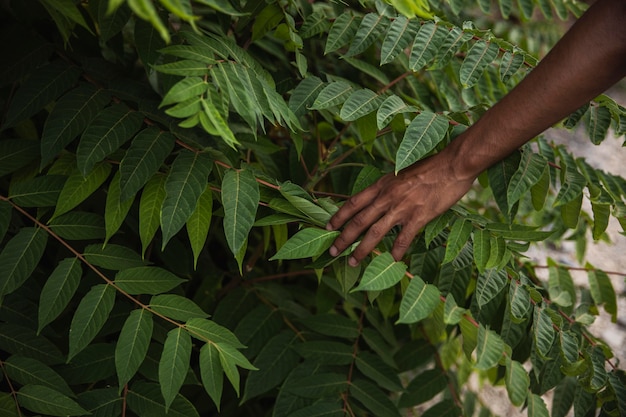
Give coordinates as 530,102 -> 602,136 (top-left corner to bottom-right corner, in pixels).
326,147 -> 476,266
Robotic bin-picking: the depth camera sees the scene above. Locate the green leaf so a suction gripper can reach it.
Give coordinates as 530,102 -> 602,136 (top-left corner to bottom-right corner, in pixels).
395,111 -> 449,173
399,368 -> 448,407
397,275 -> 440,324
199,343 -> 223,410
115,266 -> 186,295
591,201 -> 610,240
310,81 -> 353,110
507,151 -> 547,210
17,385 -> 88,416
293,341 -> 354,365
105,171 -> 134,243
0,200 -> 10,243
560,191 -> 582,229
476,268 -> 507,308
287,403 -> 344,417
350,378 -> 401,417
508,279 -> 531,322
460,40 -> 499,88
339,88 -> 384,122
587,268 -> 617,322
216,343 -> 255,396
419,400 -> 460,417
126,381 -> 200,417
325,12 -> 361,54
533,306 -> 555,359
0,139 -> 39,177
443,293 -> 467,325
76,387 -> 122,417
77,103 -> 143,176
243,331 -> 300,402
443,218 -> 473,264
554,150 -> 586,206
212,62 -> 263,128
63,343 -> 115,384
4,356 -> 74,398
559,330 -> 579,365
488,152 -> 521,221
607,372 -> 626,417
548,262 -> 576,309
159,327 -> 192,410
98,0 -> 131,42
485,222 -> 554,241
2,60 -> 81,130
193,0 -> 245,15
161,150 -> 213,248
500,51 -> 525,82
51,162 -> 112,220
161,77 -> 208,107
299,314 -> 359,339
434,26 -> 472,68
355,351 -> 402,392
528,393 -> 550,417
119,126 -> 175,201
270,228 -> 339,260
0,324 -> 64,365
505,358 -> 529,406
352,252 -> 406,292
149,294 -> 208,322
473,229 -> 491,273
381,15 -> 419,64
346,13 -> 388,57
551,377 -> 576,417
38,257 -> 81,333
585,104 -> 612,145
9,175 -> 66,207
409,22 -> 447,72
139,173 -> 166,256
285,373 -> 348,398
530,164 -> 550,210
376,94 -> 418,130
116,309 -> 153,389
48,211 -> 105,240
83,243 -> 146,271
154,59 -> 211,76
186,185 -> 213,268
221,168 -> 259,261
0,227 -> 47,299
185,318 -> 245,348
200,96 -> 240,148
300,11 -> 331,39
68,284 -> 116,361
475,325 -> 505,370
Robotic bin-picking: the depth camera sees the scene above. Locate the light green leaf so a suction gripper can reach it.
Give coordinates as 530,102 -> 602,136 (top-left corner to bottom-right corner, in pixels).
139,173 -> 166,256
68,284 -> 116,361
105,171 -> 135,244
38,257 -> 81,333
475,325 -> 505,370
4,356 -> 74,398
115,266 -> 186,295
161,150 -> 213,248
47,212 -> 104,240
397,275 -> 440,324
339,88 -> 384,121
9,175 -> 66,207
2,60 -> 81,130
200,96 -> 240,148
161,77 -> 208,107
186,185 -> 213,269
533,306 -> 555,359
460,40 -> 499,88
310,81 -> 353,110
443,219 -> 473,264
505,358 -> 529,406
346,13 -> 388,57
222,168 -> 259,262
0,139 -> 39,177
83,243 -> 146,271
527,393 -> 550,417
350,378 -> 401,417
51,162 -> 112,221
199,343 -> 223,410
500,51 -> 525,82
270,228 -> 339,260
40,84 -> 110,167
325,12 -> 361,55
352,252 -> 406,292
548,262 -> 576,309
476,268 -> 508,308
126,381 -> 200,417
409,22 -> 447,72
395,111 -> 449,173
243,331 -> 300,402
119,126 -> 175,201
185,318 -> 245,348
587,268 -> 617,322
116,309 -> 153,389
149,294 -> 208,322
508,279 -> 530,322
443,293 -> 467,325
381,15 -> 419,65
399,368 -> 448,407
376,94 -> 418,130
17,385 -> 87,416
77,103 -> 143,176
212,62 -> 262,128
507,151 -> 547,210
159,327 -> 192,410
0,227 -> 47,299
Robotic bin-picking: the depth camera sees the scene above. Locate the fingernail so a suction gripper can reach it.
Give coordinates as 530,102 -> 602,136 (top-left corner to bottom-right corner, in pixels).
348,257 -> 358,267
329,246 -> 337,257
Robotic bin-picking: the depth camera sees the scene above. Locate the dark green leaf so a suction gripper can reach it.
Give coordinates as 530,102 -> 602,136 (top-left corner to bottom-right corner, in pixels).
10,175 -> 66,207
286,373 -> 348,398
51,162 -> 112,220
48,211 -> 105,240
105,171 -> 134,243
505,358 -> 529,406
0,227 -> 47,299
4,356 -> 74,398
381,16 -> 419,64
115,266 -> 185,295
149,294 -> 208,322
38,257 -> 81,333
0,324 -> 64,365
127,381 -> 200,417
409,22 -> 447,71
159,327 -> 192,409
293,341 -> 354,365
350,378 -> 401,417
0,139 -> 39,177
475,325 -> 505,370
270,228 -> 339,260
17,385 -> 87,416
299,314 -> 359,339
460,40 -> 499,88
185,318 -> 245,348
399,368 -> 448,407
346,13 -> 388,57
199,343 -> 223,409
83,243 -> 147,271
222,168 -> 259,263
116,309 -> 153,388
325,12 -> 360,54
139,173 -> 166,256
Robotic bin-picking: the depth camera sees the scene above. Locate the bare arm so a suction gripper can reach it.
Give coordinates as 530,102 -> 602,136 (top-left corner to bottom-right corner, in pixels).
327,0 -> 626,266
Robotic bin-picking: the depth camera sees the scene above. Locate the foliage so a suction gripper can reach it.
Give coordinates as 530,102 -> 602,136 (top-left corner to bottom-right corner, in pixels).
0,0 -> 625,416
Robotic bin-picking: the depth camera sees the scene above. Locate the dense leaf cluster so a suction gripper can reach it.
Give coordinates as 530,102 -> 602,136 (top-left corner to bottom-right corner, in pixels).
0,0 -> 625,416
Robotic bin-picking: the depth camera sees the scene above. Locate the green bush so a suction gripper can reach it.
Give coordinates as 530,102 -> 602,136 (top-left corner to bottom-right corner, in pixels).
0,0 -> 625,416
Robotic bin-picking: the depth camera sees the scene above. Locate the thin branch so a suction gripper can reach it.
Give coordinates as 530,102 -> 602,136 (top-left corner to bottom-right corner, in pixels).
0,359 -> 23,417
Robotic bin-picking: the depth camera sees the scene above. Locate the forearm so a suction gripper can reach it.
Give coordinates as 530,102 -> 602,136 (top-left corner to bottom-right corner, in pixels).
449,0 -> 626,180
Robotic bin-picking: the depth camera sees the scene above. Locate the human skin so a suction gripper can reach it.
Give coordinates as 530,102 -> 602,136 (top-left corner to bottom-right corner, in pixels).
326,0 -> 626,266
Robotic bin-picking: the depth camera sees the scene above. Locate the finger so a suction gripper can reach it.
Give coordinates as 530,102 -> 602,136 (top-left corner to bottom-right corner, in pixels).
326,186 -> 379,231
348,214 -> 397,266
390,220 -> 422,262
330,204 -> 385,257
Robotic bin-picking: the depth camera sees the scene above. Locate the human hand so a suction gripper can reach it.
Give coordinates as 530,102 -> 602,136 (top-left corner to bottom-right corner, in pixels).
326,148 -> 476,266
